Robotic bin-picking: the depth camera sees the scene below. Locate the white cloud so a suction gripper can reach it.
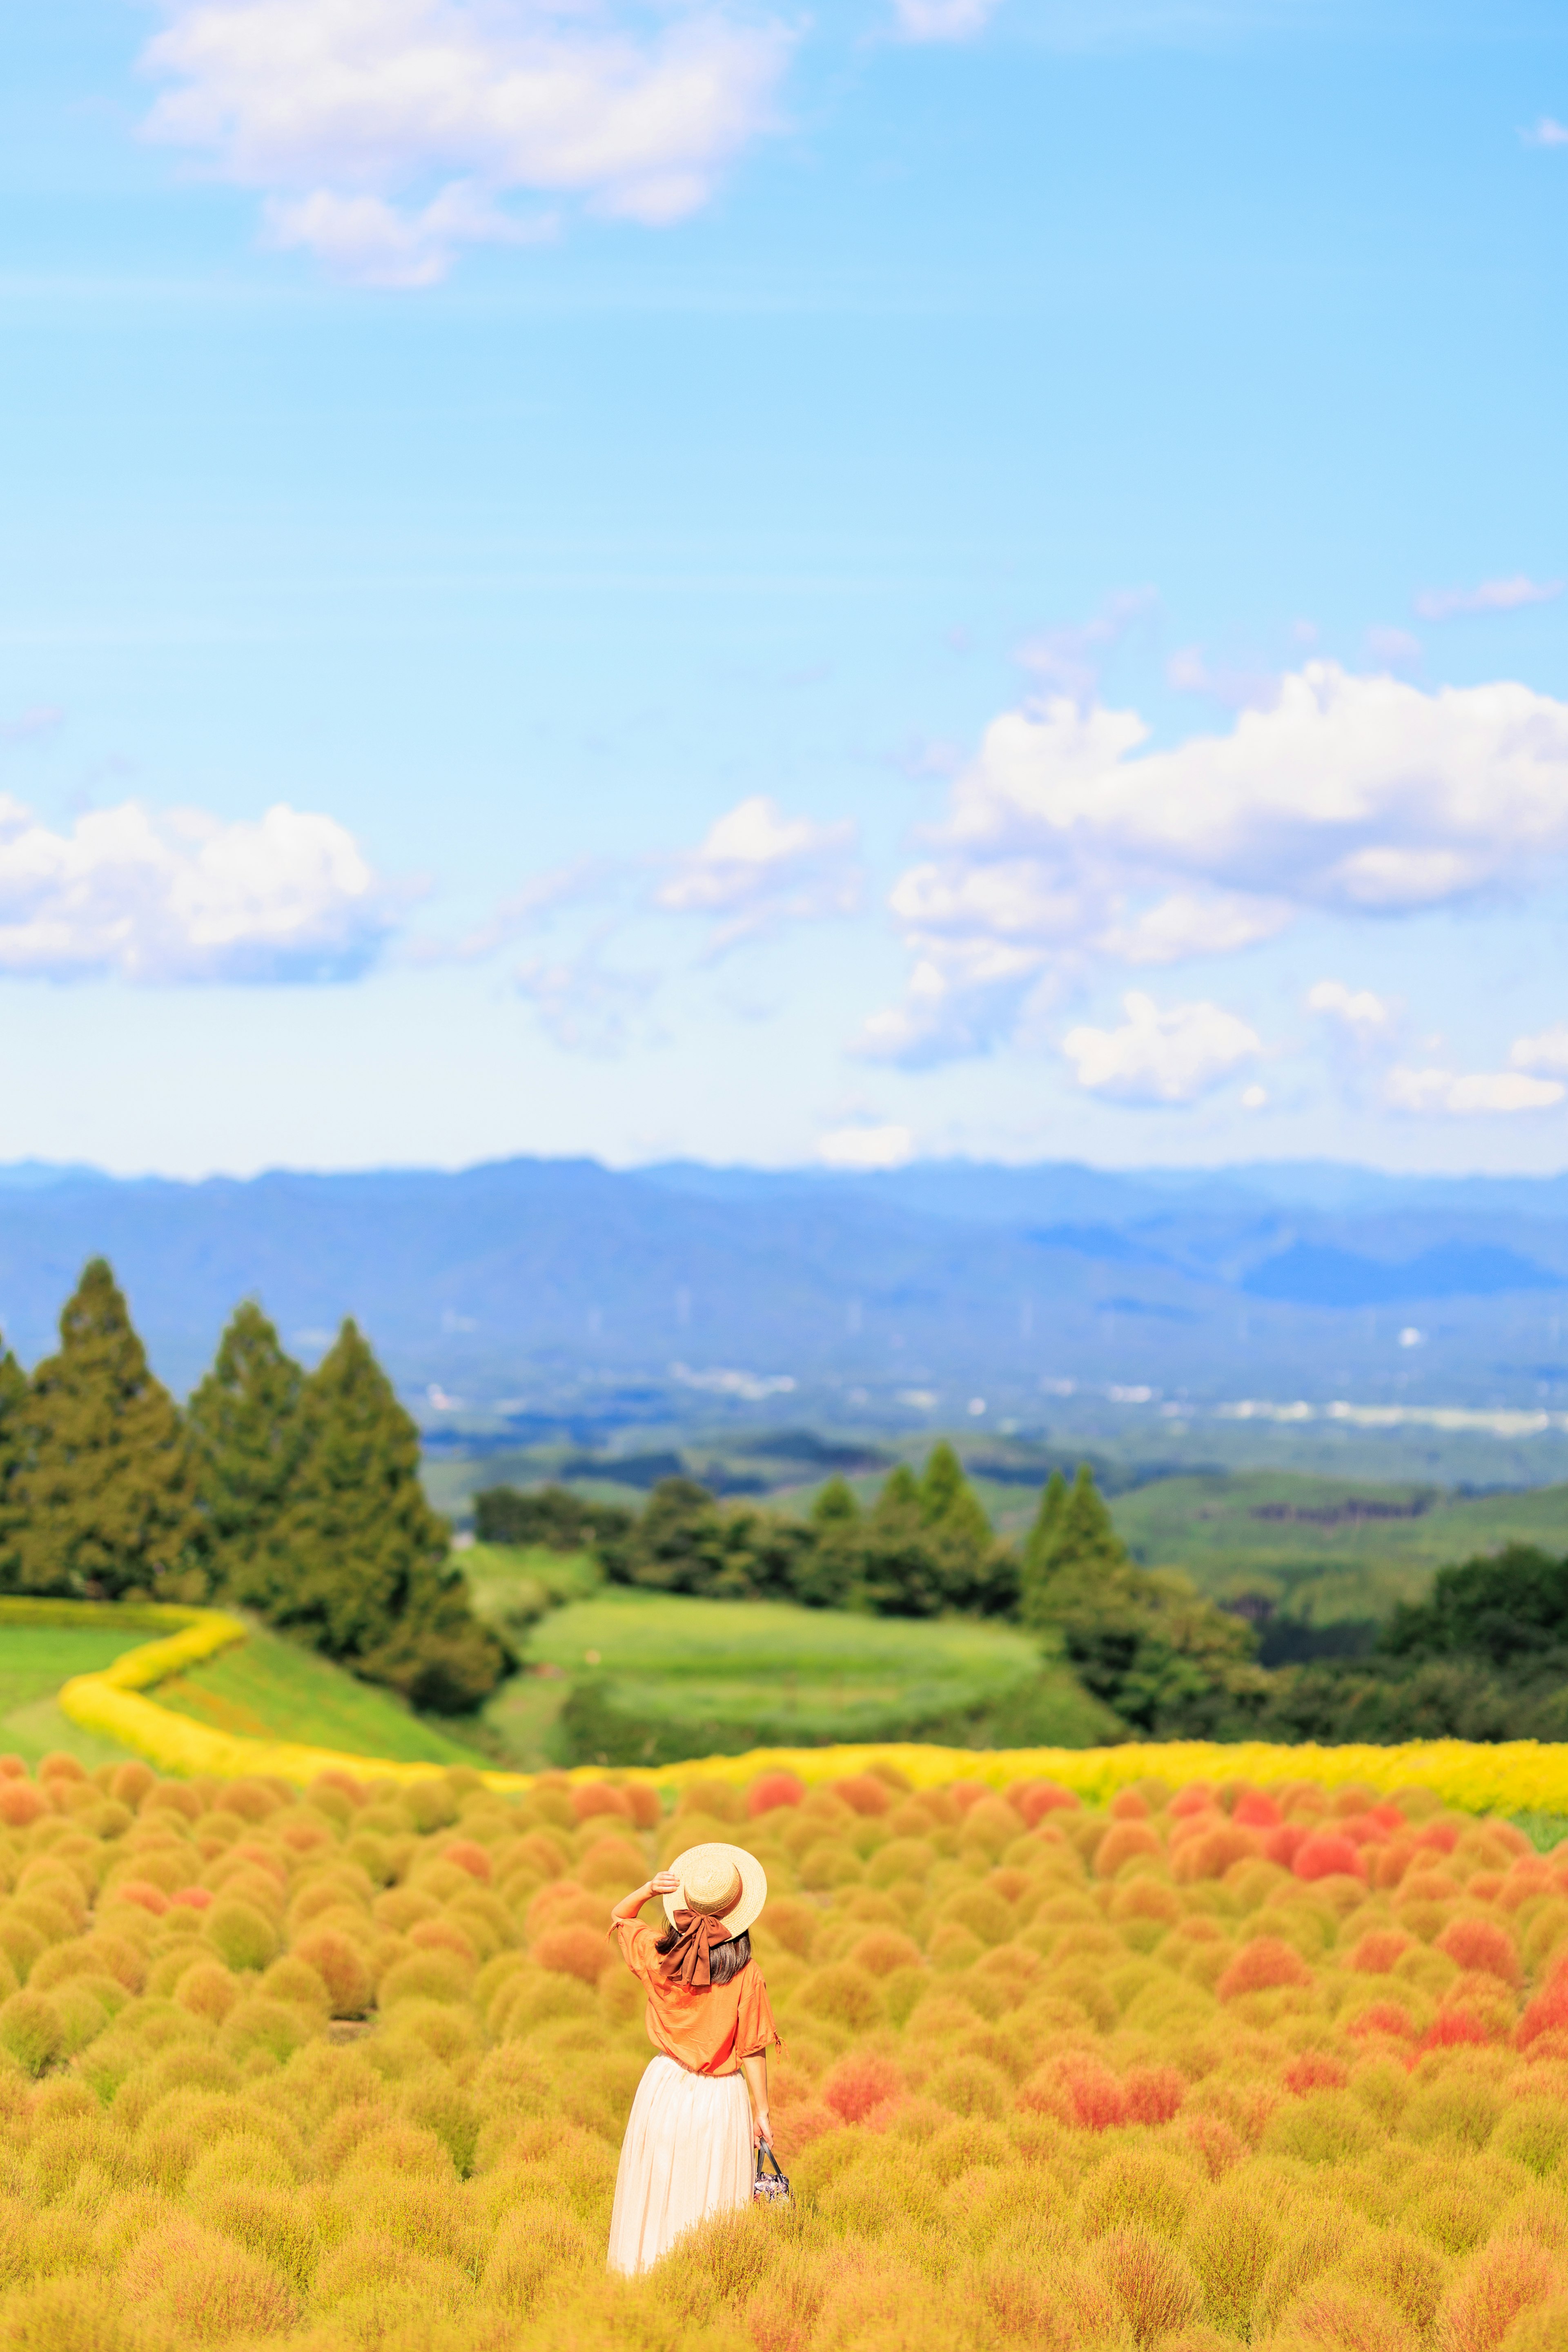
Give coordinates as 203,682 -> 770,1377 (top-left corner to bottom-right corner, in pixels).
1414,575 -> 1564,621
513,951 -> 650,1055
892,0 -> 1001,41
143,0 -> 793,285
1061,991 -> 1263,1106
657,795 -> 860,952
1364,624 -> 1422,672
1306,978 -> 1396,1037
1018,588 -> 1157,705
1385,1065 -> 1565,1116
1523,118 -> 1568,148
868,659 -> 1568,1062
817,1120 -> 914,1170
1510,1024 -> 1568,1076
0,796 -> 392,982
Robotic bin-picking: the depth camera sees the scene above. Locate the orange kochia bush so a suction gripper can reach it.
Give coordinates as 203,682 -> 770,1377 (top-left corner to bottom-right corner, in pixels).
2,1750 -> 1568,2352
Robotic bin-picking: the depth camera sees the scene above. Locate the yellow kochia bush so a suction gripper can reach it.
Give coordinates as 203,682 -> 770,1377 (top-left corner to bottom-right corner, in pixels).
9,1752 -> 1568,2352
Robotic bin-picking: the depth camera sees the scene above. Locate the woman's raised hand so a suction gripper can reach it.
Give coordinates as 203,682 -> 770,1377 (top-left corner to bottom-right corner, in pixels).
649,1869 -> 681,1898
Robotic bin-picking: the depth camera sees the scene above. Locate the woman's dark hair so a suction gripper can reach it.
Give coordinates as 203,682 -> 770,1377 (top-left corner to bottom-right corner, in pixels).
655,1926 -> 751,1986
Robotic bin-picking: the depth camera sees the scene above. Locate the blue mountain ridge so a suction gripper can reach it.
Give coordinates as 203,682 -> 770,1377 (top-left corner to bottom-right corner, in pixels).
1,1156 -> 1566,1425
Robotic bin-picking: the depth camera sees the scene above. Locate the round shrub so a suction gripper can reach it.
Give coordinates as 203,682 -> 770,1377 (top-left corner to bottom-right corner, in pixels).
0,1990 -> 63,2076
1096,1822 -> 1163,1878
1437,1916 -> 1520,1985
798,1962 -> 885,2032
379,1949 -> 474,2006
747,1771 -> 806,1817
1095,2225 -> 1201,2345
530,1925 -> 610,1987
203,1898 -> 279,1973
291,1927 -> 373,2017
1218,1937 -> 1314,2000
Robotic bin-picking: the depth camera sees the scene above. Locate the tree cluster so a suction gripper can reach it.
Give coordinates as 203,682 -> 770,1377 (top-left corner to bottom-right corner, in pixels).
496,1448 -> 1268,1737
1253,1542 -> 1568,1744
593,1443 -> 1020,1619
0,1262 -> 507,1716
1018,1463 -> 1272,1737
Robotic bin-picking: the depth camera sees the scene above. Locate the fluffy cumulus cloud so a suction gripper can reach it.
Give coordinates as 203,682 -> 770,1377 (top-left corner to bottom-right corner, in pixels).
1306,978 -> 1396,1038
1510,1025 -> 1568,1076
142,0 -> 793,285
867,661 -> 1568,1063
891,0 -> 1001,42
1061,991 -> 1263,1105
657,795 -> 860,953
0,797 -> 393,982
1385,1065 -> 1564,1117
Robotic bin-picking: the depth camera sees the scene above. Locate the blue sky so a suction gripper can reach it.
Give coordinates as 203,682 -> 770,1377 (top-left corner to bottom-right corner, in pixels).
0,0 -> 1564,1178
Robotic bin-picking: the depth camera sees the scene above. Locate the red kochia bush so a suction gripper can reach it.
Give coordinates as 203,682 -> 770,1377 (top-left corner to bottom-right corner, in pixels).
1517,1961 -> 1568,2050
1217,1938 -> 1314,2000
532,1924 -> 609,1985
1012,1780 -> 1080,1824
821,2052 -> 903,2123
1122,2067 -> 1186,2125
572,1784 -> 633,1824
442,1840 -> 493,1882
747,1772 -> 806,1816
1096,1823 -> 1163,1878
1292,1833 -> 1367,1883
1234,1791 -> 1282,1829
1283,2051 -> 1348,2094
832,1776 -> 891,1817
1349,1929 -> 1412,1974
1436,1917 -> 1519,1985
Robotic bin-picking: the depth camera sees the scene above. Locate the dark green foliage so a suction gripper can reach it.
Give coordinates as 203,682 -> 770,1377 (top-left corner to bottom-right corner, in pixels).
598,1449 -> 1018,1619
187,1301 -> 310,1603
472,1483 -> 631,1550
9,1260 -> 207,1602
0,1337 -> 27,1586
1019,1458 -> 1267,1735
1381,1543 -> 1568,1664
599,1476 -> 813,1600
261,1319 -> 510,1714
1252,1541 -> 1568,1743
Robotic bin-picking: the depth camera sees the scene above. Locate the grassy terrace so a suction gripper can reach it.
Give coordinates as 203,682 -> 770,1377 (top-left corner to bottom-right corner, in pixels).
0,1623 -> 147,1768
155,1621 -> 493,1767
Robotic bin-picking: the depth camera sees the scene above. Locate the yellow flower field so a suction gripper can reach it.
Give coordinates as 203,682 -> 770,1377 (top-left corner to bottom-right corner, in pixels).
5,1746 -> 1568,2352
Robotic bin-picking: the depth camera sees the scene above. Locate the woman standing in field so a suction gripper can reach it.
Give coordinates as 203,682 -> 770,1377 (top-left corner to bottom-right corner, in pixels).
606,1842 -> 780,2273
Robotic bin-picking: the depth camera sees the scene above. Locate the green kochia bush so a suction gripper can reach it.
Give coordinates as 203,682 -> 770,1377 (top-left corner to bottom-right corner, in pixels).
4,1751 -> 1568,2352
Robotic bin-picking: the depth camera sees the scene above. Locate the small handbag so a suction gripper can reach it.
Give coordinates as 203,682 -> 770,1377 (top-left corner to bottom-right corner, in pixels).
753,2141 -> 791,2205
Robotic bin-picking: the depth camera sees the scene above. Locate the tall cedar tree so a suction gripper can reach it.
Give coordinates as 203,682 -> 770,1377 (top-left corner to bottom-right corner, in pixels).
268,1318 -> 508,1714
187,1301 -> 312,1603
1019,1459 -> 1265,1734
13,1259 -> 207,1601
0,1335 -> 27,1586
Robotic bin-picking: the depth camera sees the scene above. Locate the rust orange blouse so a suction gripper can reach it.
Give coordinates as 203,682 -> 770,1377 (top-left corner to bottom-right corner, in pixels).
610,1916 -> 780,2078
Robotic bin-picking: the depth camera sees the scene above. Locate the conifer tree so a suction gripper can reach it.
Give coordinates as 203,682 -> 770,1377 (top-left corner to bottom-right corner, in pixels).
1021,1463 -> 1118,1627
269,1318 -> 507,1713
0,1336 -> 28,1588
187,1301 -> 310,1603
13,1259 -> 206,1601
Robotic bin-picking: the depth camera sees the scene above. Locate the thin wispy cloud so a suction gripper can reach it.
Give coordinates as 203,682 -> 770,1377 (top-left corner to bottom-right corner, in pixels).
1521,118 -> 1568,149
1414,575 -> 1563,621
141,0 -> 795,286
657,794 -> 861,954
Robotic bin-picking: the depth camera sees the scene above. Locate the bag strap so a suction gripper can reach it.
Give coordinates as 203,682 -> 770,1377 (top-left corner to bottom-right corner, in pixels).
755,2142 -> 784,2181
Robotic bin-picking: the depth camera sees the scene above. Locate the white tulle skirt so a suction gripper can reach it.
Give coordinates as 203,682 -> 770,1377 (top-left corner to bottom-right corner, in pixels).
606,2054 -> 753,2275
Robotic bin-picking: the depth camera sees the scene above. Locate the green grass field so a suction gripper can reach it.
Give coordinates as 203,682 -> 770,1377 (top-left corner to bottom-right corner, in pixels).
155,1621 -> 494,1766
1110,1469 -> 1568,1620
0,1624 -> 145,1768
478,1582 -> 1113,1767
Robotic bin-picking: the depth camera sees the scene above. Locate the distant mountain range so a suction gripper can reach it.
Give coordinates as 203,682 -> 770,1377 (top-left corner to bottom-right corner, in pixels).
2,1155 -> 1568,1434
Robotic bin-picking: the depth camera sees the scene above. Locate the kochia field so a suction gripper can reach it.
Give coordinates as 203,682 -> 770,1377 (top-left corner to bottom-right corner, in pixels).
4,1751 -> 1568,2352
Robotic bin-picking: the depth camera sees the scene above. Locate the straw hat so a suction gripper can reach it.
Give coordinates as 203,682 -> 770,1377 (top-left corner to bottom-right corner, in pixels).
663,1842 -> 768,1939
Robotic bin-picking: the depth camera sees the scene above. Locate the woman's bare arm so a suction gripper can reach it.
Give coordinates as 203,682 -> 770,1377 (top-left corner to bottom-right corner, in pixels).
740,2049 -> 771,2149
609,1868 -> 679,1927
